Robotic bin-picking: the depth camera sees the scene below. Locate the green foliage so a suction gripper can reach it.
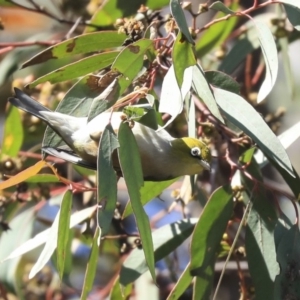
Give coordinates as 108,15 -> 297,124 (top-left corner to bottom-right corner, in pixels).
1,0 -> 300,299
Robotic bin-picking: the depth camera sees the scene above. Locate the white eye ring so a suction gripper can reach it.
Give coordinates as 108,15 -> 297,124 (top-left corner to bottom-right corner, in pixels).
191,147 -> 201,157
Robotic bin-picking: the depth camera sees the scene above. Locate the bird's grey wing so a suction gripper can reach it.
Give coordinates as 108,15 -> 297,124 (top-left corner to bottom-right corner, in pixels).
9,88 -> 51,121
42,146 -> 97,170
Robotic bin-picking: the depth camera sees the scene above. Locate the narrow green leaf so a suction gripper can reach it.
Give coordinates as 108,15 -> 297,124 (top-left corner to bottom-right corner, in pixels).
22,32 -> 127,68
56,191 -> 72,279
122,179 -> 177,219
97,124 -> 119,235
118,122 -> 156,283
205,70 -> 240,94
195,3 -> 238,57
2,106 -> 23,157
170,0 -> 194,44
172,32 -> 196,87
213,88 -> 295,177
120,219 -> 197,286
192,64 -> 224,123
190,185 -> 233,275
166,263 -> 193,300
28,51 -> 119,87
254,21 -> 278,102
274,224 -> 300,299
242,160 -> 279,300
209,1 -> 235,14
110,277 -> 133,300
192,263 -> 214,300
80,227 -> 100,300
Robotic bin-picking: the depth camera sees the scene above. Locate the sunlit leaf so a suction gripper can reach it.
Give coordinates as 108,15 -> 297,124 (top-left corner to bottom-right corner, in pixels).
3,206 -> 97,261
29,205 -> 61,279
22,32 -> 127,67
172,32 -> 196,87
159,65 -> 193,128
254,20 -> 278,103
0,160 -> 47,190
2,106 -> 23,157
27,51 -> 119,87
192,64 -> 224,123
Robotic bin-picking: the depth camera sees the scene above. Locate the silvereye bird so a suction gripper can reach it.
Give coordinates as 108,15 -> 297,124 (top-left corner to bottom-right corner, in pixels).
8,88 -> 211,181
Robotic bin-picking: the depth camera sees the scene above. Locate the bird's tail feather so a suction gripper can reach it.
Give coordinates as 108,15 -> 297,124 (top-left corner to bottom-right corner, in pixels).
8,88 -> 51,122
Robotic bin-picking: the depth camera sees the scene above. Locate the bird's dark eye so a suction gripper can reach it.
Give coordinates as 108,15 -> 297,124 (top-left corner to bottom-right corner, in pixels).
191,147 -> 201,157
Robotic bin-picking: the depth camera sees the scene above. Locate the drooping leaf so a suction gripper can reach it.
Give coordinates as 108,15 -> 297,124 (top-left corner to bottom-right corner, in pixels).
213,88 -> 294,177
57,190 -> 72,279
190,185 -> 233,275
22,32 -> 127,68
29,205 -> 62,279
2,105 -> 23,157
254,20 -> 278,103
120,219 -> 197,286
242,158 -> 279,300
170,0 -> 195,44
97,124 -> 119,235
159,65 -> 193,128
118,122 -> 156,283
80,227 -> 100,300
27,51 -> 119,87
0,160 -> 47,190
192,64 -> 224,123
3,206 -> 97,261
172,31 -> 196,87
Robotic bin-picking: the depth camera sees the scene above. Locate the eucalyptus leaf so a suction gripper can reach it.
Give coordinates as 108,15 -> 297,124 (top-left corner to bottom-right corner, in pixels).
213,88 -> 294,177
